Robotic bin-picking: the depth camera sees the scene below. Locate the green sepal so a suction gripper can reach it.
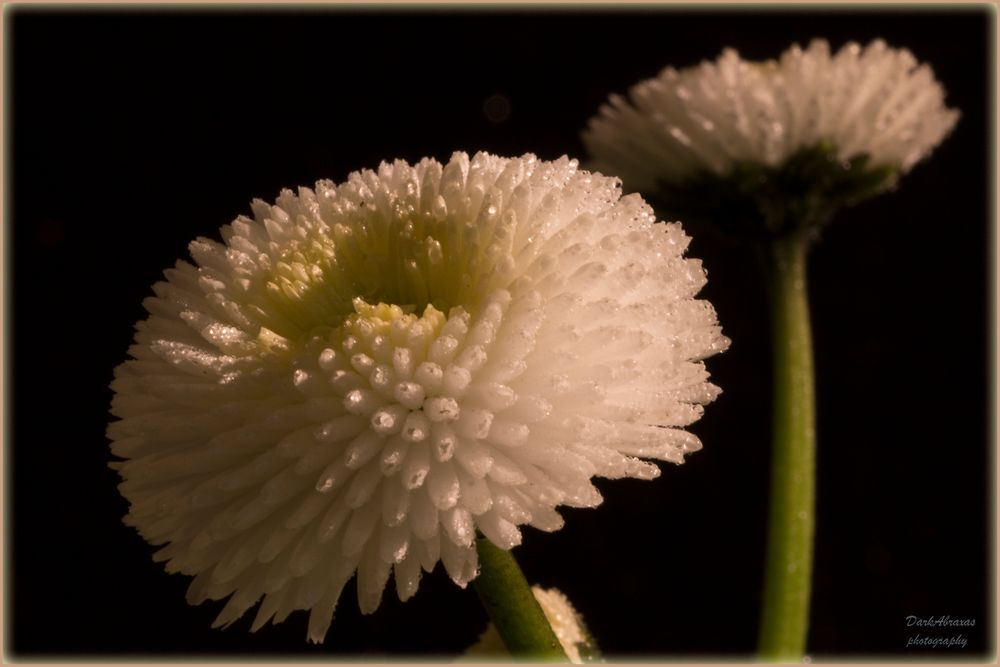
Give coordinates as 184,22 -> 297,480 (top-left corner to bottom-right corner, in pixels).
649,142 -> 900,242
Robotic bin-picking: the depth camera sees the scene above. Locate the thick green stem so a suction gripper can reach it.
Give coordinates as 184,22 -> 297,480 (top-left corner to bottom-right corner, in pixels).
473,537 -> 569,662
758,233 -> 816,662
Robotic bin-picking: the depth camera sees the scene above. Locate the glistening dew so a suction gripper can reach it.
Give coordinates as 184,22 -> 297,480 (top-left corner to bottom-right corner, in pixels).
584,39 -> 959,193
108,152 -> 728,643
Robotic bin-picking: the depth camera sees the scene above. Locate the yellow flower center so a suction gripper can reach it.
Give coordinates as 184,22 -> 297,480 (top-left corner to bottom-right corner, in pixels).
254,209 -> 501,345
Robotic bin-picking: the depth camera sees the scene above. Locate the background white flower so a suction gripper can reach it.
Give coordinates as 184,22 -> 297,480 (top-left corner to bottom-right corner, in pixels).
463,586 -> 594,663
109,152 -> 728,643
583,39 -> 960,192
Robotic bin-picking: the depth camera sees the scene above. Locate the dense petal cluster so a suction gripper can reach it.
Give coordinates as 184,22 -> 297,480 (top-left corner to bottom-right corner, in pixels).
584,39 -> 959,192
109,152 -> 728,642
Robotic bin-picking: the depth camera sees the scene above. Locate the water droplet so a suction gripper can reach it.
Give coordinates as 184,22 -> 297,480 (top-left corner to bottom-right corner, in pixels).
371,405 -> 407,435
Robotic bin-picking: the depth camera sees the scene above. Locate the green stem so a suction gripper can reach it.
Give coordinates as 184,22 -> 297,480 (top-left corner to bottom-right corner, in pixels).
758,233 -> 816,662
473,536 -> 569,662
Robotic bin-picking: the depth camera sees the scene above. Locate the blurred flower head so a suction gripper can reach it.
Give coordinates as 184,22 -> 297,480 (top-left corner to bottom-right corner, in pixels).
109,152 -> 728,642
464,586 -> 596,662
584,39 -> 959,207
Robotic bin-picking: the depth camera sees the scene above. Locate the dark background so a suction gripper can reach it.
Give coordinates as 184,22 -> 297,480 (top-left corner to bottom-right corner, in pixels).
6,6 -> 994,661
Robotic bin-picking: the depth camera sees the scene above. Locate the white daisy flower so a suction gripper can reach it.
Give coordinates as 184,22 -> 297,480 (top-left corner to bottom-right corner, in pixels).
108,151 -> 728,643
583,39 -> 959,193
464,586 -> 595,663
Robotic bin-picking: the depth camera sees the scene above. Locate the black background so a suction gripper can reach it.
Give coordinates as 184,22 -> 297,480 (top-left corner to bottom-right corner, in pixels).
6,6 -> 994,661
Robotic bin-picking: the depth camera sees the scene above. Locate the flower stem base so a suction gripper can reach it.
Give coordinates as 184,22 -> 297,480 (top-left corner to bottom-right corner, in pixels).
758,233 -> 816,662
473,537 -> 569,662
